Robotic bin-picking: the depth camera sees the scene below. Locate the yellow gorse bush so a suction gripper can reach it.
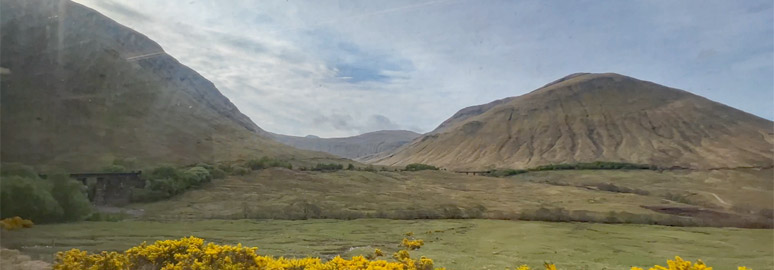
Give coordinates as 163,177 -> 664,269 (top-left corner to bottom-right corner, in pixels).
630,256 -> 751,270
0,216 -> 33,230
400,238 -> 424,250
54,236 -> 445,270
508,257 -> 748,270
52,237 -> 753,270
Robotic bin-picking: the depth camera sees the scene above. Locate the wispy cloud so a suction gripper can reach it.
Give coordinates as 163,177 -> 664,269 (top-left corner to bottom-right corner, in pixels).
74,0 -> 773,137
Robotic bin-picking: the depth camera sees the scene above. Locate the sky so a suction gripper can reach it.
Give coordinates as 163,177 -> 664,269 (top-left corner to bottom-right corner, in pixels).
74,0 -> 773,138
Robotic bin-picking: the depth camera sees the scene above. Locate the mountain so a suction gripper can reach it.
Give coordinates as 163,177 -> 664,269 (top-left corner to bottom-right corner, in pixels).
270,130 -> 420,160
370,73 -> 774,170
0,0 -> 330,171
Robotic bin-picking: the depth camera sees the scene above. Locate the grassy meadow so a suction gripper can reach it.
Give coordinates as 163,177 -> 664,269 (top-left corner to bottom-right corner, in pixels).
128,168 -> 771,227
1,167 -> 771,269
2,219 -> 772,269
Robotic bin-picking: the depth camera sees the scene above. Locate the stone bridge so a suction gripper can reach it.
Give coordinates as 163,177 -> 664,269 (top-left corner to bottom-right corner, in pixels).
70,172 -> 145,206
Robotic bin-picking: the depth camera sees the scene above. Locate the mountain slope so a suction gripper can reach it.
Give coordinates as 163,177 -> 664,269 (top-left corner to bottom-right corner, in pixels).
0,0 -> 331,171
270,130 -> 420,160
371,73 -> 773,170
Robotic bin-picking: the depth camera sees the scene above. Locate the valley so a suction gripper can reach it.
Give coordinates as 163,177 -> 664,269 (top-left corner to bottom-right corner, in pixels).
0,0 -> 772,269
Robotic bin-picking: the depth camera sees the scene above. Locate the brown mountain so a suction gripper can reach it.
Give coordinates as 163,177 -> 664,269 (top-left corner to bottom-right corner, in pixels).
0,0 -> 331,171
370,73 -> 774,170
270,130 -> 420,160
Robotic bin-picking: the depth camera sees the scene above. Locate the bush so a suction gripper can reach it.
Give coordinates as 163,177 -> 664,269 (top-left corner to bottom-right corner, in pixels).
133,166 -> 216,202
0,168 -> 92,223
404,163 -> 438,171
312,163 -> 344,171
595,182 -> 650,195
48,174 -> 92,222
0,216 -> 34,230
347,163 -> 355,170
231,166 -> 250,176
530,161 -> 655,171
180,167 -> 211,187
0,176 -> 63,223
245,157 -> 292,170
149,166 -> 179,180
209,167 -> 227,179
54,236 -> 439,270
52,236 -> 741,270
488,169 -> 527,177
0,163 -> 39,179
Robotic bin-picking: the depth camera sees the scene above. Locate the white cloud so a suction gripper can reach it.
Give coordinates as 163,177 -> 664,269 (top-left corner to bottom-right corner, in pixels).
74,0 -> 773,137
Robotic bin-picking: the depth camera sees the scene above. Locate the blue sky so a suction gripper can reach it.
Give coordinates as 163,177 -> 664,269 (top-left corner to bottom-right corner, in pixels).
74,0 -> 773,137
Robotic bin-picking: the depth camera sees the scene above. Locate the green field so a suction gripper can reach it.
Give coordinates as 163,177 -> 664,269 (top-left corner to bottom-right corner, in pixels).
127,168 -> 771,227
1,219 -> 771,269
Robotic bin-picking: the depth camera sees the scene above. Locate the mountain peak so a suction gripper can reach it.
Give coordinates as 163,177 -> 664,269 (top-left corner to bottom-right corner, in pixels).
371,74 -> 773,170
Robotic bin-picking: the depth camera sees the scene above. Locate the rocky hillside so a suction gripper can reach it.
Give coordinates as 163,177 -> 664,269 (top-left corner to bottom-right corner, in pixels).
270,130 -> 420,160
0,0 -> 330,171
370,73 -> 773,170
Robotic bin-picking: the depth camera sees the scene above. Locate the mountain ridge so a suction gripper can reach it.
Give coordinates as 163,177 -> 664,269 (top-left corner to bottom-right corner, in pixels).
0,0 -> 331,171
369,73 -> 773,170
270,130 -> 420,160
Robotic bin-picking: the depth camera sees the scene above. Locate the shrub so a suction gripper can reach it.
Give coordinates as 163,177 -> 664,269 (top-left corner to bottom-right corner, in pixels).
54,236 -> 441,270
594,183 -> 650,195
231,166 -> 250,176
146,178 -> 186,197
631,256 -> 719,270
312,163 -> 344,171
0,216 -> 33,230
149,166 -> 180,180
0,176 -> 63,223
488,169 -> 528,177
209,167 -> 227,179
48,174 -> 92,222
0,163 -> 39,179
0,166 -> 92,223
245,157 -> 292,170
136,166 -> 215,202
51,236 -> 743,270
180,167 -> 211,187
401,238 -> 424,250
405,163 -> 438,171
347,163 -> 355,170
530,162 -> 655,171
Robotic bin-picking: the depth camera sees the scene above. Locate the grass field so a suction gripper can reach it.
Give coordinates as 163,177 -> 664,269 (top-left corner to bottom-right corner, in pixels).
510,168 -> 773,211
127,168 -> 771,227
1,219 -> 771,269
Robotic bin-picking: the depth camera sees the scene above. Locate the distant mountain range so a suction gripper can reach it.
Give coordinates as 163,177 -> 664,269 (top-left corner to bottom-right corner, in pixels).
369,73 -> 773,170
0,0 -> 331,170
269,130 -> 420,160
4,0 -> 772,173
